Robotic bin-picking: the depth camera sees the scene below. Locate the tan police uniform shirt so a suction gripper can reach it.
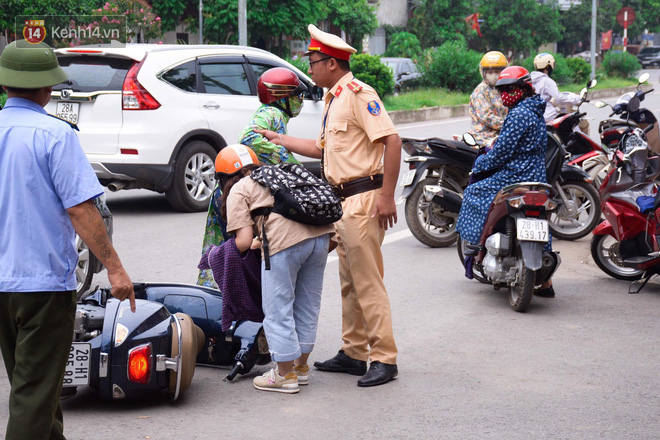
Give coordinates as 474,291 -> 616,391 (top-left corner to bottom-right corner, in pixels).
226,176 -> 334,257
316,72 -> 398,185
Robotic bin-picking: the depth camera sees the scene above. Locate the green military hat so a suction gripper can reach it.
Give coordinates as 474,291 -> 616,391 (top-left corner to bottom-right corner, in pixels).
0,41 -> 67,88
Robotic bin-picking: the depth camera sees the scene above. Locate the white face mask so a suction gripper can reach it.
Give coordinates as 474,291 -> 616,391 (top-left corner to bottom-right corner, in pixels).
485,72 -> 500,87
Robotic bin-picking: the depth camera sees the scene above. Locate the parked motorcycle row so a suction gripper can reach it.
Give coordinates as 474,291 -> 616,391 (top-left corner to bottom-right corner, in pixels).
400,73 -> 659,312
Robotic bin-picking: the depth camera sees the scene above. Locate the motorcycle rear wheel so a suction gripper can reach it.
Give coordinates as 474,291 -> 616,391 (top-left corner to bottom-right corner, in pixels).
509,253 -> 534,313
549,180 -> 601,241
590,234 -> 645,281
405,177 -> 462,248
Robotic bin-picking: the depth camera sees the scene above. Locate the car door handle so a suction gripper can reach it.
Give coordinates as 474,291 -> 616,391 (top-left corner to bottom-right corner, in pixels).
203,103 -> 220,109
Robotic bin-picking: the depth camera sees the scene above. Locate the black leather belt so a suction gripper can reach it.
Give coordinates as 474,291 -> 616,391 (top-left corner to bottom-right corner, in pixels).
335,174 -> 383,199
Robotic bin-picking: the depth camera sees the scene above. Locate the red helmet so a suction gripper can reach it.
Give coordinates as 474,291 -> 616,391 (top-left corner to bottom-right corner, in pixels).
257,67 -> 308,105
495,66 -> 533,90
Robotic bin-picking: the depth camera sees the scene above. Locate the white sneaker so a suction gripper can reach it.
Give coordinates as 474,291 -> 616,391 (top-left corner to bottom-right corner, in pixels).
253,368 -> 299,394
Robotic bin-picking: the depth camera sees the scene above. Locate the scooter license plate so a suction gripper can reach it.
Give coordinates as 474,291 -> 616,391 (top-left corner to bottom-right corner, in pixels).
62,342 -> 91,387
516,218 -> 549,242
400,169 -> 415,187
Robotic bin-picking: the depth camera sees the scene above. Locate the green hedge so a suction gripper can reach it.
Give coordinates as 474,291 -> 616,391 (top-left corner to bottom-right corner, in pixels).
417,41 -> 482,93
565,57 -> 591,84
601,51 -> 641,79
350,54 -> 395,97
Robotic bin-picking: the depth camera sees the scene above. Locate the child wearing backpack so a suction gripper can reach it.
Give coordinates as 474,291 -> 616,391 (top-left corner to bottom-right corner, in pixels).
216,144 -> 336,394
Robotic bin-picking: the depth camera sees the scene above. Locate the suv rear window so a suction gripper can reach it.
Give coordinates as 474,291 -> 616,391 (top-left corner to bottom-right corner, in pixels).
639,47 -> 660,55
54,56 -> 134,92
199,63 -> 251,95
161,60 -> 197,92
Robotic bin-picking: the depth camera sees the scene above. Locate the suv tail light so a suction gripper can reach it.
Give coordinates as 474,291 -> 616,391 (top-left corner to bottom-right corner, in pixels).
128,343 -> 152,384
123,56 -> 160,110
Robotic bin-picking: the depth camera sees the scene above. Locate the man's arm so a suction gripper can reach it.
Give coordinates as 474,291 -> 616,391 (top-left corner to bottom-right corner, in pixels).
372,133 -> 401,230
254,129 -> 321,159
67,200 -> 135,312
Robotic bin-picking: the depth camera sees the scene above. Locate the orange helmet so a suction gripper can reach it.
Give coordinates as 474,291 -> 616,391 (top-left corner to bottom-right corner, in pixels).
215,144 -> 258,175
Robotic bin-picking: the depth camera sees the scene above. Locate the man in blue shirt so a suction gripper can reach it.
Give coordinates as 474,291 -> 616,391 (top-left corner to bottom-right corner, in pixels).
0,41 -> 135,439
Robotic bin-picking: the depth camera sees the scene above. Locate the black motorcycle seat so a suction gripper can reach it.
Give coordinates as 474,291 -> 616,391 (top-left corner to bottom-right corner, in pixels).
428,138 -> 479,155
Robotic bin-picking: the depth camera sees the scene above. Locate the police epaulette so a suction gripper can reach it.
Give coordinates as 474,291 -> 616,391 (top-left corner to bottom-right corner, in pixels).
347,81 -> 362,93
48,114 -> 79,131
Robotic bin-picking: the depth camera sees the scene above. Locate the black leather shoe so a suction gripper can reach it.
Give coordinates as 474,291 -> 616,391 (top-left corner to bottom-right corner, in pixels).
357,361 -> 398,387
314,350 -> 367,376
534,285 -> 555,298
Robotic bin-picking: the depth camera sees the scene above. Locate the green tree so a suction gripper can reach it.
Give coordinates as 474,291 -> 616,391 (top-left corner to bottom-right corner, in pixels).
407,0 -> 473,48
321,0 -> 377,49
478,0 -> 563,58
384,31 -> 422,58
151,0 -> 187,33
558,0 -> 621,55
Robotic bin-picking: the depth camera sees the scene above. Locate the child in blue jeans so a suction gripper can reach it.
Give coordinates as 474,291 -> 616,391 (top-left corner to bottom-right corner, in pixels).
216,144 -> 335,394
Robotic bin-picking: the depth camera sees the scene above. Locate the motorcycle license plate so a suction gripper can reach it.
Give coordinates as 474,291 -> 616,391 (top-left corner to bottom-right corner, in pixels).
400,169 -> 415,187
62,342 -> 91,387
516,218 -> 549,242
56,102 -> 79,125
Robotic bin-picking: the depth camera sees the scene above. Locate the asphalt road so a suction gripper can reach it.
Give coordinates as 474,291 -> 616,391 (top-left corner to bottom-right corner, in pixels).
2,72 -> 660,439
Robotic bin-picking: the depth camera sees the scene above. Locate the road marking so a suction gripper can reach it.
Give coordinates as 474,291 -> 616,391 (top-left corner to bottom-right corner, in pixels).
326,229 -> 413,264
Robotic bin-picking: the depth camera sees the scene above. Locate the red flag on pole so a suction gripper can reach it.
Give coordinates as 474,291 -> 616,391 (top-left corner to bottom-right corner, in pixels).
601,30 -> 612,51
465,13 -> 482,37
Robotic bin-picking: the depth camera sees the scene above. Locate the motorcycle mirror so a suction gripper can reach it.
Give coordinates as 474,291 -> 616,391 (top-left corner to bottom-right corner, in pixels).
580,88 -> 588,100
587,79 -> 598,89
594,101 -> 608,108
462,133 -> 477,146
639,72 -> 650,84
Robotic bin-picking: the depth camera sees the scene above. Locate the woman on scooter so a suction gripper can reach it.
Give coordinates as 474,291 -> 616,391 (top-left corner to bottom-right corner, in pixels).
216,144 -> 335,394
456,66 -> 555,297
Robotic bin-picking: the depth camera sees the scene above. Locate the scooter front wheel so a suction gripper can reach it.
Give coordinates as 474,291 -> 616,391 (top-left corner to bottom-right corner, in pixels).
590,234 -> 645,281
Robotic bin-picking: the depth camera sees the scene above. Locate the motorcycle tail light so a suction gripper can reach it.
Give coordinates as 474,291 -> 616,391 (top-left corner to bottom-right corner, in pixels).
507,193 -> 549,209
128,344 -> 152,384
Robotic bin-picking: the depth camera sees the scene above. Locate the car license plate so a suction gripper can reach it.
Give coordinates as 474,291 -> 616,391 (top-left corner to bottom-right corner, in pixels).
62,342 -> 91,387
56,102 -> 79,125
516,218 -> 549,242
400,169 -> 415,187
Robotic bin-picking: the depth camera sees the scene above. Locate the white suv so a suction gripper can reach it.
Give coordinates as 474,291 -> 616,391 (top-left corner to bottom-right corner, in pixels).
46,44 -> 324,211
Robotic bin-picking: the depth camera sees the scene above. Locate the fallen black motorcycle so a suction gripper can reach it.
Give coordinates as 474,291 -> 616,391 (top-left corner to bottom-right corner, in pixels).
63,283 -> 269,400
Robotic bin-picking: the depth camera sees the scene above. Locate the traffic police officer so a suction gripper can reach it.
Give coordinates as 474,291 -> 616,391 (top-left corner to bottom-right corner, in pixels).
0,41 -> 135,439
257,24 -> 401,387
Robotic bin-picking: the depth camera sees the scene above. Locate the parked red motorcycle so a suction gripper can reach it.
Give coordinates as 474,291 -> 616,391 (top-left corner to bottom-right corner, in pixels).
590,125 -> 660,291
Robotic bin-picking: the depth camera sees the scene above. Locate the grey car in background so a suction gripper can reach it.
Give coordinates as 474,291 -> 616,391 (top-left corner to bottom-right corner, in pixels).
380,57 -> 422,95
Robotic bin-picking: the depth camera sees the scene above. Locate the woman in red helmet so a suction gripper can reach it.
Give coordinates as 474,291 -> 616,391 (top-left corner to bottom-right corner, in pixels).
456,66 -> 555,297
198,68 -> 307,287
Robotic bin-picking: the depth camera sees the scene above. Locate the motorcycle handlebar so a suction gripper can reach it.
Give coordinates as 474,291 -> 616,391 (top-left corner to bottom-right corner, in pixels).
643,123 -> 655,134
577,112 -> 587,119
